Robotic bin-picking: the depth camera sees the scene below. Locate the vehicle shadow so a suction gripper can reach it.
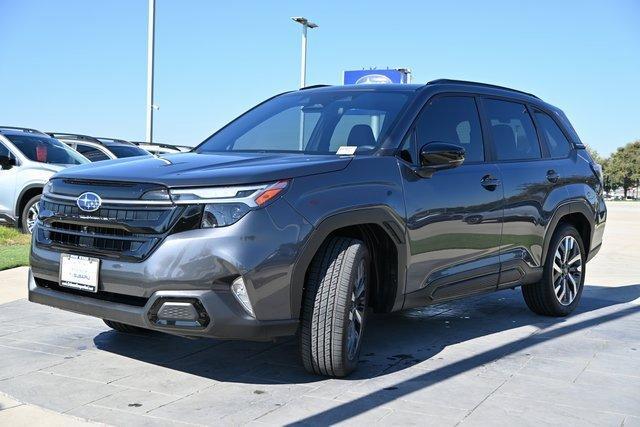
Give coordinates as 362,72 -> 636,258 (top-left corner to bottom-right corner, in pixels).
94,284 -> 640,390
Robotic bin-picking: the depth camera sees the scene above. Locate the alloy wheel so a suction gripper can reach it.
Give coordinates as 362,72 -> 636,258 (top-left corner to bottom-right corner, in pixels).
346,259 -> 367,360
27,202 -> 40,233
552,235 -> 582,306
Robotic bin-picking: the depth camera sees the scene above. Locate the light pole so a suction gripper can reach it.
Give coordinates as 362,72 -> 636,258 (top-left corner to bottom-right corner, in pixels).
291,17 -> 318,88
146,0 -> 156,143
291,17 -> 318,150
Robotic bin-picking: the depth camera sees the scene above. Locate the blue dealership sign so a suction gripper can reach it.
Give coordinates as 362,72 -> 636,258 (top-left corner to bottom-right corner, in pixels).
343,69 -> 410,85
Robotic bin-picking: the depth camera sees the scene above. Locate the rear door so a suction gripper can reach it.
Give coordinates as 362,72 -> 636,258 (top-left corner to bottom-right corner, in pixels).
482,98 -> 563,287
400,95 -> 504,303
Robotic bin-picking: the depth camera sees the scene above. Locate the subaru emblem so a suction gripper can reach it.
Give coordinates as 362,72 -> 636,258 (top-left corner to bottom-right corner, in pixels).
77,192 -> 102,212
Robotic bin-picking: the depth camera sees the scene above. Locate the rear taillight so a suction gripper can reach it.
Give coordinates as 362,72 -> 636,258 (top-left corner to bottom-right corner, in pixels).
591,163 -> 604,186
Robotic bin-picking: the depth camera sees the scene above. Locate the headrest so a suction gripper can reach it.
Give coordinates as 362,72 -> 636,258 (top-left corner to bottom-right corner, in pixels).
346,124 -> 376,148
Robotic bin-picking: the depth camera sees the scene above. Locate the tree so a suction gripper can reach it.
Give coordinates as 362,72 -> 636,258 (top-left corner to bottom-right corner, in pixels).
606,141 -> 640,198
585,144 -> 604,165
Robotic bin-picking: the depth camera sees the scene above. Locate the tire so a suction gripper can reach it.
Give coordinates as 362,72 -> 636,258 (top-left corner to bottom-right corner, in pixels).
522,223 -> 586,316
20,194 -> 41,234
300,236 -> 370,377
103,319 -> 148,334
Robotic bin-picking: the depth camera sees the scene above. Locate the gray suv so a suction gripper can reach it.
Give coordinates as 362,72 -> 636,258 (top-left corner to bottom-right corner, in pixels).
29,80 -> 606,377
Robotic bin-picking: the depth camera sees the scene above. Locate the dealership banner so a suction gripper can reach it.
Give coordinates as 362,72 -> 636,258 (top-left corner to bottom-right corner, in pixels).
343,69 -> 410,85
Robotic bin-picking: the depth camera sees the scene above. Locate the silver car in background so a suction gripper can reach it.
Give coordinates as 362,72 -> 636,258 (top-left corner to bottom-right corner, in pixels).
0,127 -> 88,233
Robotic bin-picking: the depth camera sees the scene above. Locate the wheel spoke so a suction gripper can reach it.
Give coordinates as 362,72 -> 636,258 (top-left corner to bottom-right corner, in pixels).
567,273 -> 577,294
567,254 -> 581,266
557,278 -> 566,302
553,260 -> 563,274
354,309 -> 363,327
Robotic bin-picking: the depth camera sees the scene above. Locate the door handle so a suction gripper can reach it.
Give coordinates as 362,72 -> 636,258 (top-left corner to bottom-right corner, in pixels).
546,170 -> 560,183
481,175 -> 500,191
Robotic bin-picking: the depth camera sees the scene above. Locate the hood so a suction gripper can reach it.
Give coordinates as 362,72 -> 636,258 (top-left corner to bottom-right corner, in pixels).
53,152 -> 352,187
25,163 -> 69,174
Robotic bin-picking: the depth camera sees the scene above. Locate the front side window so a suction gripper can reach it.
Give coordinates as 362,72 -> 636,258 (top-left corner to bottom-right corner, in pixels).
484,99 -> 541,161
5,135 -> 88,165
197,90 -> 412,154
414,96 -> 485,163
75,144 -> 110,162
0,141 -> 10,158
535,111 -> 571,158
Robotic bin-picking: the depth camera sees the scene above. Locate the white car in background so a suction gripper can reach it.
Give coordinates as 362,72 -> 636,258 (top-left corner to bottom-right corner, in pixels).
49,133 -> 151,161
0,127 -> 88,233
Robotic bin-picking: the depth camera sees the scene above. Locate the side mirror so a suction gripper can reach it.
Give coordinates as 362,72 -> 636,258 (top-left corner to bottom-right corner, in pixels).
0,155 -> 16,170
416,142 -> 465,177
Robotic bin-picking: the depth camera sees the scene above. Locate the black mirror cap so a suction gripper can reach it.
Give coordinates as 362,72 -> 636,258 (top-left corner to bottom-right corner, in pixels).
416,142 -> 465,177
0,155 -> 15,170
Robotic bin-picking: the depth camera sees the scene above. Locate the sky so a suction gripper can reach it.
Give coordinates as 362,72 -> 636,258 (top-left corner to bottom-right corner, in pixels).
0,0 -> 638,155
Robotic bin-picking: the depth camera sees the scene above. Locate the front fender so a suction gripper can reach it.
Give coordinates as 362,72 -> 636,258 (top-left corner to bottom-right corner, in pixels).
288,206 -> 408,317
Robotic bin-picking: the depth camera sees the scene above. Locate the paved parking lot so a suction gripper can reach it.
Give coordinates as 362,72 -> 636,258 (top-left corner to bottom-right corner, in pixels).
0,202 -> 638,426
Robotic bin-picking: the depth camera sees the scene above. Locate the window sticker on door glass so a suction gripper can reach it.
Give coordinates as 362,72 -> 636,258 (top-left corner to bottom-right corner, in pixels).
336,146 -> 357,155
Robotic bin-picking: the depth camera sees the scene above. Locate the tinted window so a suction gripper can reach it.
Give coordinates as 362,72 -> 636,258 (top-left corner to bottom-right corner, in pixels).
106,144 -> 150,158
198,91 -> 410,154
76,144 -> 110,162
535,111 -> 571,158
415,96 -> 484,162
484,99 -> 540,161
399,132 -> 415,163
329,109 -> 387,151
0,141 -> 10,158
5,135 -> 88,165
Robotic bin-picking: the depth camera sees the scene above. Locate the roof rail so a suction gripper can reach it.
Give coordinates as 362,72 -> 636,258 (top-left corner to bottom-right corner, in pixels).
426,79 -> 539,99
131,141 -> 181,150
299,84 -> 331,91
95,137 -> 135,145
0,126 -> 47,135
47,132 -> 102,143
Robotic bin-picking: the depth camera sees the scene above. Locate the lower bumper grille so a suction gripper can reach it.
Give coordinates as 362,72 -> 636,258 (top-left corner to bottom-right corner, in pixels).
36,278 -> 149,307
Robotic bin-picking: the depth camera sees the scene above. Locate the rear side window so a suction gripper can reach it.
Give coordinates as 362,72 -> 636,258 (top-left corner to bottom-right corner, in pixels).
535,111 -> 572,158
415,96 -> 484,162
484,99 -> 541,161
76,144 -> 110,162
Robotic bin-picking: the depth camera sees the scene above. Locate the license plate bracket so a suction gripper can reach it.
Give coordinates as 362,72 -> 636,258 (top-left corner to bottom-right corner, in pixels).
59,254 -> 100,293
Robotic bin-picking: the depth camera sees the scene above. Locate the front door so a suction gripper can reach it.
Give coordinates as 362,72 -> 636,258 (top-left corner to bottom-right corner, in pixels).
400,95 -> 503,304
0,141 -> 18,219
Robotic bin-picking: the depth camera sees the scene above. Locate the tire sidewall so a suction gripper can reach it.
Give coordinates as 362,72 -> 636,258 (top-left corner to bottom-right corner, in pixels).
543,224 -> 586,315
21,194 -> 41,234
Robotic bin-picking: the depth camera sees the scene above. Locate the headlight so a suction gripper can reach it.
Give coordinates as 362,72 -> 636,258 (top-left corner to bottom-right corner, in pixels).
43,180 -> 53,196
169,180 -> 289,228
202,203 -> 251,228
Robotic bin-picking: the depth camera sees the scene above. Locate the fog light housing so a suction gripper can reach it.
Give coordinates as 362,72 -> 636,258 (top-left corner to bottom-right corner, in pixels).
231,277 -> 254,317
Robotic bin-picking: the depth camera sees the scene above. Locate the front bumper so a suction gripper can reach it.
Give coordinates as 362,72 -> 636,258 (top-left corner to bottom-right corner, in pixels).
28,198 -> 313,340
28,270 -> 298,339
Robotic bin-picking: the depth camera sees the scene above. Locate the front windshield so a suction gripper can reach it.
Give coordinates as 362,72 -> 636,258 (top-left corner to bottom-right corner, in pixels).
6,134 -> 88,165
107,144 -> 150,158
196,90 -> 411,154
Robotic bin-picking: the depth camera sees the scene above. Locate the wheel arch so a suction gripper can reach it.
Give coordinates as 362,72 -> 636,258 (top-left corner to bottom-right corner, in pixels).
15,184 -> 44,218
542,200 -> 595,264
290,207 -> 407,318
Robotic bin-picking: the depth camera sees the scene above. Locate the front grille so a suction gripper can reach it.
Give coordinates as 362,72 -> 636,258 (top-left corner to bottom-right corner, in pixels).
36,195 -> 184,261
41,201 -> 165,222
